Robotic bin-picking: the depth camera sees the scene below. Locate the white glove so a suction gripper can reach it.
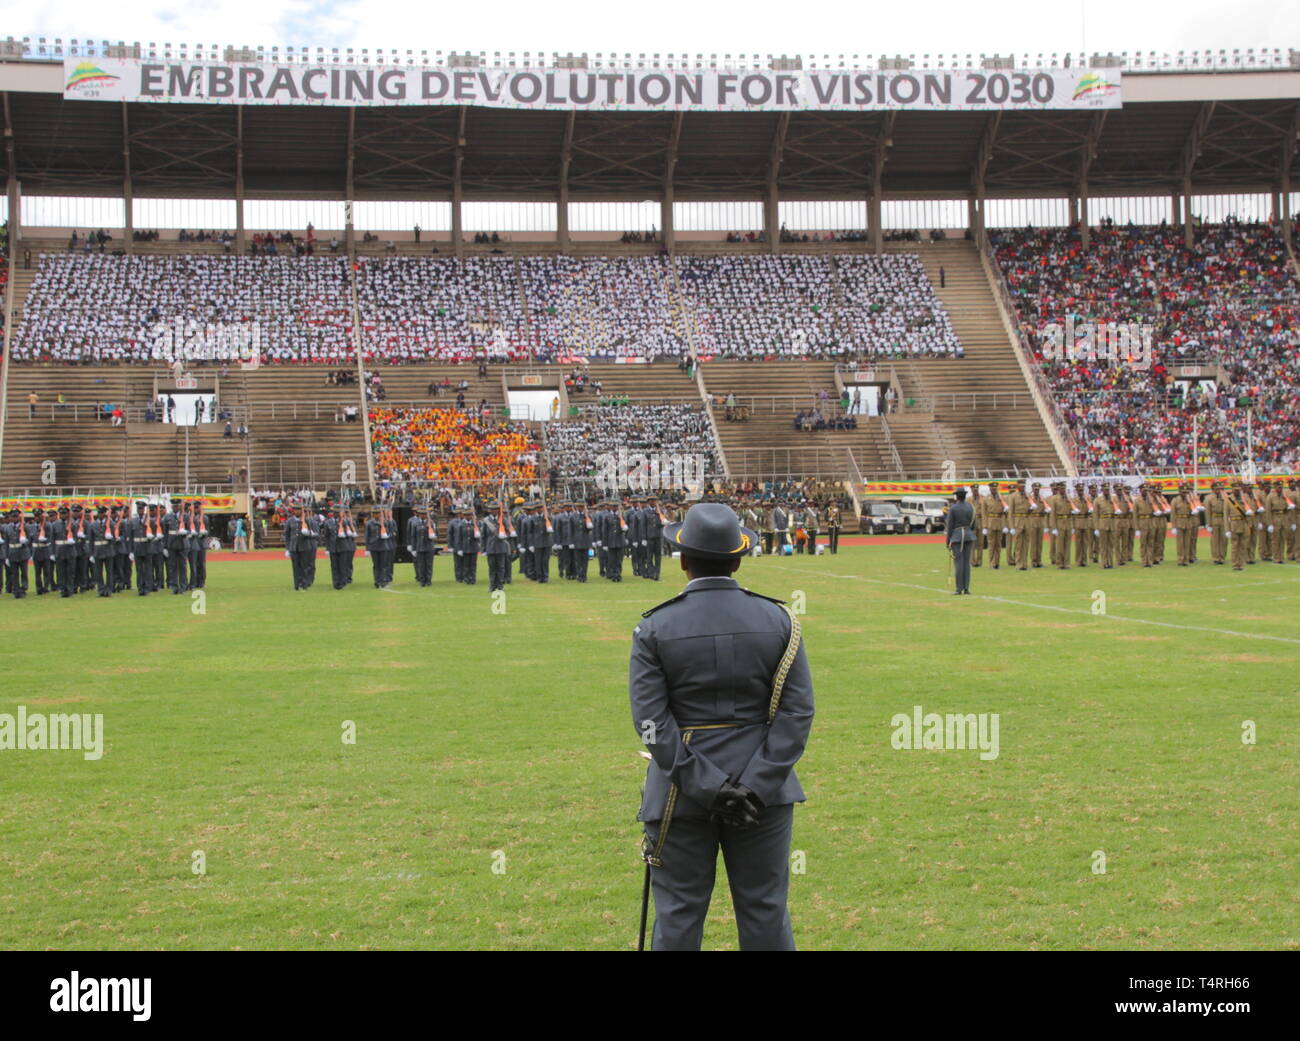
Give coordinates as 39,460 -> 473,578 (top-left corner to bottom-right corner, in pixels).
1051,529 -> 1058,536
981,528 -> 988,535
568,544 -> 575,550
1001,527 -> 1008,534
407,546 -> 414,554
1225,531 -> 1232,540
1268,525 -> 1275,533
1205,527 -> 1212,533
129,553 -> 135,562
89,556 -> 95,563
456,551 -> 463,556
1171,528 -> 1178,535
284,551 -> 291,558
1009,528 -> 1017,536
363,549 -> 369,556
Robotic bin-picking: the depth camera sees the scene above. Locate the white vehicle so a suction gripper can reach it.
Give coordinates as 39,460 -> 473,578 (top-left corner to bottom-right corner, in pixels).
899,496 -> 949,534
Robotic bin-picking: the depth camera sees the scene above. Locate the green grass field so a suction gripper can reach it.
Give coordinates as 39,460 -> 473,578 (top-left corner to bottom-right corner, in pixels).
1,543 -> 1297,950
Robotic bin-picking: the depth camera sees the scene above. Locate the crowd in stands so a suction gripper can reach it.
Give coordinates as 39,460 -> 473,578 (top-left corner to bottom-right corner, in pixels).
546,403 -> 722,483
14,254 -> 354,364
992,219 -> 1299,472
678,254 -> 961,359
521,255 -> 689,361
619,230 -> 658,243
14,252 -> 964,365
369,406 -> 539,485
357,256 -> 529,362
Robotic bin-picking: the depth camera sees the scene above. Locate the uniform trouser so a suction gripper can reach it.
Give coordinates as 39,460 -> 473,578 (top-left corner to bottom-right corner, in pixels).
1013,526 -> 1028,568
114,554 -> 131,590
57,555 -> 75,595
332,550 -> 354,587
762,532 -> 774,556
34,558 -> 53,593
461,551 -> 476,585
806,532 -> 818,556
192,549 -> 207,588
1141,524 -> 1157,565
950,540 -> 972,593
648,540 -> 662,579
1154,525 -> 1166,562
521,548 -> 534,579
631,542 -> 644,574
828,528 -> 840,555
371,551 -> 385,586
76,554 -> 91,591
574,548 -> 589,582
150,552 -> 166,591
535,546 -> 551,583
292,549 -> 316,588
1231,528 -> 1248,568
488,553 -> 509,591
1210,526 -> 1227,563
1177,526 -> 1195,564
1075,527 -> 1089,567
643,804 -> 795,952
986,530 -> 1001,567
7,560 -> 28,596
1288,522 -> 1299,561
1049,528 -> 1066,567
1098,528 -> 1114,568
557,547 -> 572,579
414,550 -> 434,585
168,547 -> 189,591
606,546 -> 624,580
1028,524 -> 1043,566
1268,525 -> 1284,562
134,555 -> 152,593
94,555 -> 114,595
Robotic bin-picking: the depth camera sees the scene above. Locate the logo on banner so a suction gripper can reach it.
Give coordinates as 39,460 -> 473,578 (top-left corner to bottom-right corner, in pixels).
1071,72 -> 1119,105
65,62 -> 121,94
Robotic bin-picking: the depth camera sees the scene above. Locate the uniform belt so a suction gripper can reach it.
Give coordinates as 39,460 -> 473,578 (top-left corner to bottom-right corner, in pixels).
679,721 -> 763,731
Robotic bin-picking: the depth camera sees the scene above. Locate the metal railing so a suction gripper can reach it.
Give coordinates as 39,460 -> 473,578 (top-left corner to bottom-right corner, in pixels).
8,38 -> 1297,74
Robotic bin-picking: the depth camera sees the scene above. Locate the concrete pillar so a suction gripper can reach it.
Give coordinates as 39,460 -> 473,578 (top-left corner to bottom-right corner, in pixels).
1182,177 -> 1194,248
451,185 -> 463,259
1079,187 -> 1090,250
661,185 -> 675,253
5,177 -> 18,245
868,194 -> 882,254
557,188 -> 569,252
1170,191 -> 1181,226
764,182 -> 778,254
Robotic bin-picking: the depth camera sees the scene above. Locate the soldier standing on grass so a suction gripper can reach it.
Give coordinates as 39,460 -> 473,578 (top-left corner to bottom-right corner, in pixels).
631,502 -> 813,951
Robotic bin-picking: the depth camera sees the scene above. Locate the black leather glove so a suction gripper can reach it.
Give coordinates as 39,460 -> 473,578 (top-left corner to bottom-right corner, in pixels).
709,781 -> 762,828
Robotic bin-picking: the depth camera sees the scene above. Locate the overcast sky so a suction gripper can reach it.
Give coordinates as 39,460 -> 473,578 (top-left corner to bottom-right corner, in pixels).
11,0 -> 1299,60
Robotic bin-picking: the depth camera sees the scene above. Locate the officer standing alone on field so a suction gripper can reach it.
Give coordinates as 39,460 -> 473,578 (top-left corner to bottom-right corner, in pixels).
630,502 -> 814,950
945,486 -> 977,594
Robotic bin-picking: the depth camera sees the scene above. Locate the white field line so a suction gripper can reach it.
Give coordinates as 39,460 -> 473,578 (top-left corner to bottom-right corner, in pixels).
770,563 -> 1300,647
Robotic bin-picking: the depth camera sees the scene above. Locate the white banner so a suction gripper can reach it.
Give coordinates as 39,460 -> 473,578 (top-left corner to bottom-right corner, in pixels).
64,59 -> 1122,111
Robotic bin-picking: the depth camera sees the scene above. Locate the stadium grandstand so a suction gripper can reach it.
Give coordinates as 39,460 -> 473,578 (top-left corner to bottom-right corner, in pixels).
1,40 -> 1298,529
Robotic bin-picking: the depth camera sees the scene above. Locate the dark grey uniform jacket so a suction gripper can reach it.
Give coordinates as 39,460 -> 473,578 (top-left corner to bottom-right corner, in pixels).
630,576 -> 814,822
945,500 -> 976,544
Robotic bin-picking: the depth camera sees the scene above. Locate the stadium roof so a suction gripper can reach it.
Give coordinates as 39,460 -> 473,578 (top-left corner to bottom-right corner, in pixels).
2,60 -> 1298,202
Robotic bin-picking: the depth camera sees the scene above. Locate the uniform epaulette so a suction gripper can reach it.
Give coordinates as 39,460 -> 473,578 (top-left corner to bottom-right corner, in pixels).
641,592 -> 689,617
741,587 -> 786,606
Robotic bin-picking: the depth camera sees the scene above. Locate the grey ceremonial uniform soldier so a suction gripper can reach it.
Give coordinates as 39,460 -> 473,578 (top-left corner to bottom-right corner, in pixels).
630,503 -> 814,951
945,486 -> 977,594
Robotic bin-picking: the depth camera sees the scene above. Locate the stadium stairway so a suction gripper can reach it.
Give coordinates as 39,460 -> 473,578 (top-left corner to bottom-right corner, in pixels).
697,359 -> 851,479
578,360 -> 703,403
879,240 -> 1065,477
